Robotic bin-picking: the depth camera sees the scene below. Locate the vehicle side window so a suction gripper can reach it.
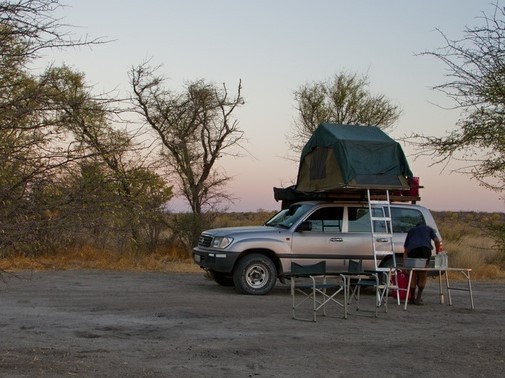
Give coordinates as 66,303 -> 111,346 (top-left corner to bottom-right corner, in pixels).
391,208 -> 425,233
348,207 -> 389,233
306,207 -> 343,232
348,207 -> 371,232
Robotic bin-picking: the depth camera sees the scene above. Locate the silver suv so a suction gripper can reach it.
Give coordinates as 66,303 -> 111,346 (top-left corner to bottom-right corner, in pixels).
192,201 -> 441,295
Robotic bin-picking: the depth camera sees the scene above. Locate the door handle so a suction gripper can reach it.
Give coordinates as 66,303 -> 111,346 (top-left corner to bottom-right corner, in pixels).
376,238 -> 390,243
330,237 -> 343,242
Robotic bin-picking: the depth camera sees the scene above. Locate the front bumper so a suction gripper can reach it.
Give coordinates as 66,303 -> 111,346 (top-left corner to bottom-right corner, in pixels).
192,248 -> 239,273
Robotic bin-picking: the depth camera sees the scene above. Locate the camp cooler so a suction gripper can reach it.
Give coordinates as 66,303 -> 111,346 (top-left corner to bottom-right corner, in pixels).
404,258 -> 428,268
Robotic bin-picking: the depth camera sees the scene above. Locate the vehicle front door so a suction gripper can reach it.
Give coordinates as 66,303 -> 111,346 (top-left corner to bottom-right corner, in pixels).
290,206 -> 345,271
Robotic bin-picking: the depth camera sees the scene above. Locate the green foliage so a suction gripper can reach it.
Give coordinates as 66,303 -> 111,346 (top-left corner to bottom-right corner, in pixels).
64,162 -> 173,253
0,1 -> 174,257
289,71 -> 401,154
418,4 -> 505,192
168,212 -> 215,255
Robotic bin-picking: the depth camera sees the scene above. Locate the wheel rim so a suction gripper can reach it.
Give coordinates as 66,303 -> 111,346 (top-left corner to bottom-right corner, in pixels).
245,263 -> 269,289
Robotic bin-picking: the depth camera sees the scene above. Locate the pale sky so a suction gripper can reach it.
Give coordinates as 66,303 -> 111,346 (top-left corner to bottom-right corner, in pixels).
50,0 -> 504,213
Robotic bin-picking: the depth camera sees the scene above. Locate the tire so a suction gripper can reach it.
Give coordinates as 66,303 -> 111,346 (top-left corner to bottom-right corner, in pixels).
233,253 -> 277,295
381,255 -> 403,269
379,256 -> 402,284
210,271 -> 235,287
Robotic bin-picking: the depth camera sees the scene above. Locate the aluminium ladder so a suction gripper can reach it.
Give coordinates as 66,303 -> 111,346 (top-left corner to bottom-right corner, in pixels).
367,189 -> 400,307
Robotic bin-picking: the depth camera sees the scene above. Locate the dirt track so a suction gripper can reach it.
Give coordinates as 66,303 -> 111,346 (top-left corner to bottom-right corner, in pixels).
0,270 -> 504,377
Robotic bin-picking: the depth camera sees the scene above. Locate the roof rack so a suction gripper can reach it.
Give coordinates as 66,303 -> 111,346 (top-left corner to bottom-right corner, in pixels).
273,186 -> 421,209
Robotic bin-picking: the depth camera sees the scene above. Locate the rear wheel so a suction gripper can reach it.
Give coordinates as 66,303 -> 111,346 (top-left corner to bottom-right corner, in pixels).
380,255 -> 403,269
233,253 -> 277,295
380,256 -> 403,284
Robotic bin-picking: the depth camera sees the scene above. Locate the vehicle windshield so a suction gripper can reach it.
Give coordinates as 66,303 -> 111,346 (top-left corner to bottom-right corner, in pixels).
265,204 -> 312,229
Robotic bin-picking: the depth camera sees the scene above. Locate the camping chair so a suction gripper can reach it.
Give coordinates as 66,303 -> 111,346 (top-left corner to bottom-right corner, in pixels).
291,261 -> 347,322
346,259 -> 390,317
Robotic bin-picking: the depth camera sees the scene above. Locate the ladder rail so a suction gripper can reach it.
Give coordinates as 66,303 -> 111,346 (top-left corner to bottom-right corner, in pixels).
367,189 -> 400,306
367,189 -> 396,270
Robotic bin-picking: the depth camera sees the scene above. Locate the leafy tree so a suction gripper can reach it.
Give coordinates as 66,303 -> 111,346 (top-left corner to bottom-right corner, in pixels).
289,71 -> 402,154
65,161 -> 173,253
415,3 -> 505,192
0,1 -> 172,255
414,3 -> 505,258
0,0 -> 102,254
130,63 -> 245,250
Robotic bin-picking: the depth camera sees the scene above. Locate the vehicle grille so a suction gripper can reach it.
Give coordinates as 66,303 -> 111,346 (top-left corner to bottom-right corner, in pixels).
198,234 -> 212,248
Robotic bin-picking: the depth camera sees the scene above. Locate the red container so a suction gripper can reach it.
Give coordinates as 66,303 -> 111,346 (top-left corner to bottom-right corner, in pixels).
390,270 -> 412,300
402,176 -> 420,197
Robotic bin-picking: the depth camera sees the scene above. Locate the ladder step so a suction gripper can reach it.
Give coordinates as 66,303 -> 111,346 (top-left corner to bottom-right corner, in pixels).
375,267 -> 396,273
373,232 -> 393,238
369,200 -> 390,205
374,251 -> 395,256
371,216 -> 392,222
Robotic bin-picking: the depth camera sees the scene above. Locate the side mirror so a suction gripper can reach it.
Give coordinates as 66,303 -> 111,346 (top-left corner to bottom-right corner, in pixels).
296,221 -> 312,232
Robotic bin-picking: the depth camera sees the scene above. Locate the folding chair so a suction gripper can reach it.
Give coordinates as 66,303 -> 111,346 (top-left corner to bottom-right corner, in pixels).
291,261 -> 347,322
346,259 -> 389,317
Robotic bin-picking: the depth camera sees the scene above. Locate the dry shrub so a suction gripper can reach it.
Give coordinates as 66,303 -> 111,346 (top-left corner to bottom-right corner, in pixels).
213,211 -> 275,228
2,210 -> 504,278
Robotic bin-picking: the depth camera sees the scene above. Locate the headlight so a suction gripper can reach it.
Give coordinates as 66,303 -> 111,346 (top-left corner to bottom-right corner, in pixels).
211,236 -> 233,249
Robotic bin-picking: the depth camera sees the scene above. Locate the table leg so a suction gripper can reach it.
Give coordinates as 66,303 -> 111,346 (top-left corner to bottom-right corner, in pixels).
461,270 -> 475,310
438,270 -> 445,304
404,270 -> 413,310
445,269 -> 452,306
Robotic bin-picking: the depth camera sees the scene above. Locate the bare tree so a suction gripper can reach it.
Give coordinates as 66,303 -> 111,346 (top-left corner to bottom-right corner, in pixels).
0,0 -> 103,65
289,71 -> 402,155
130,63 -> 245,215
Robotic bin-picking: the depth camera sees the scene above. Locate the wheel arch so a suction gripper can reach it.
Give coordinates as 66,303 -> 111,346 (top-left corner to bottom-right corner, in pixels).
379,254 -> 404,268
233,248 -> 282,276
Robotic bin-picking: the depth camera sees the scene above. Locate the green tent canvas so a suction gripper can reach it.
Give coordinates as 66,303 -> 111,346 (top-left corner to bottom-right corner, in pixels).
295,123 -> 413,192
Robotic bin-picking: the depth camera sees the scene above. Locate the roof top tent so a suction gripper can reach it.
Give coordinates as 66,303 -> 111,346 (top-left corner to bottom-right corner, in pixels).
274,123 -> 420,208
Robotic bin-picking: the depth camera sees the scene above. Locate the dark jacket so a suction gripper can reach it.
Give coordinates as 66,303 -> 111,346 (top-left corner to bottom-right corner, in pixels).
404,223 -> 438,251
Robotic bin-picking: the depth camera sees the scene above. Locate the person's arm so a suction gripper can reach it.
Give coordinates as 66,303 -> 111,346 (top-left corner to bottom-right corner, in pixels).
430,227 -> 442,253
434,237 -> 441,253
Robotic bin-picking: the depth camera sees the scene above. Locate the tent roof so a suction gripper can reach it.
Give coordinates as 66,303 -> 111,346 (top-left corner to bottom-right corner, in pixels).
301,123 -> 407,155
296,123 -> 413,191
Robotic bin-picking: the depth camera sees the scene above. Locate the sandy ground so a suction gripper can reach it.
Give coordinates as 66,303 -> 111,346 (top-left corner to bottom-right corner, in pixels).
0,270 -> 504,377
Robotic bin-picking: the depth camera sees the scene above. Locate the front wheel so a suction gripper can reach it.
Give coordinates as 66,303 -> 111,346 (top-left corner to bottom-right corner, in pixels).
233,253 -> 277,295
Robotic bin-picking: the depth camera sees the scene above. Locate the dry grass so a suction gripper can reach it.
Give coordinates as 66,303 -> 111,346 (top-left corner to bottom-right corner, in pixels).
0,246 -> 201,274
435,212 -> 505,280
443,236 -> 505,280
